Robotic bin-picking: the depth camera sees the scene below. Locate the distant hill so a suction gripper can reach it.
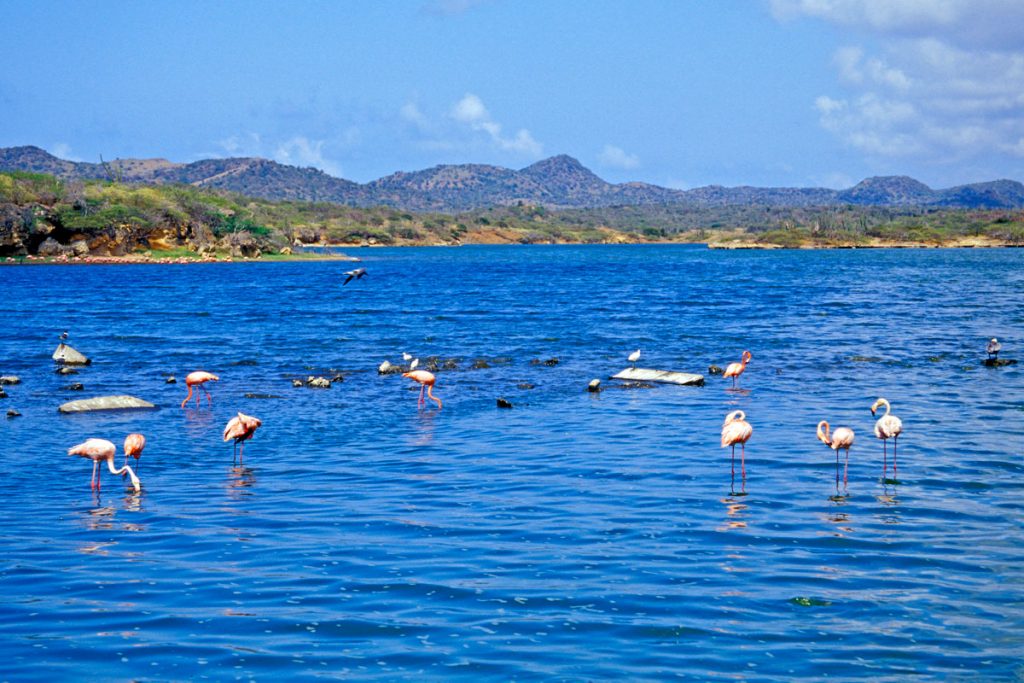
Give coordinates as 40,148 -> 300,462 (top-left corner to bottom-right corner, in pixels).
2,145 -> 1022,211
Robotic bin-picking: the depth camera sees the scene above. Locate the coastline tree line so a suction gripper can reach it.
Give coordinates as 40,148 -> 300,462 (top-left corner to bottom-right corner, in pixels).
1,171 -> 1022,258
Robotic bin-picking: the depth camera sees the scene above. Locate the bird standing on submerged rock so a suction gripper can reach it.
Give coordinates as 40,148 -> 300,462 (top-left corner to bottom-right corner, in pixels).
410,358 -> 419,370
224,412 -> 262,461
181,371 -> 219,408
871,398 -> 903,479
723,351 -> 752,388
721,410 -> 753,479
123,433 -> 146,468
403,370 -> 442,409
817,421 -> 854,487
987,338 -> 1001,360
68,438 -> 141,492
343,268 -> 367,285
628,349 -> 641,368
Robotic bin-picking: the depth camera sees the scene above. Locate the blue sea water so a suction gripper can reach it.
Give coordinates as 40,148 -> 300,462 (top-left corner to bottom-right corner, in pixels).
1,244 -> 1022,681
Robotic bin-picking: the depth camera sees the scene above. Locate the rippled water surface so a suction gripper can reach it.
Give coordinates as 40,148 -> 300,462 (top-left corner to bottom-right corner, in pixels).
1,245 -> 1023,681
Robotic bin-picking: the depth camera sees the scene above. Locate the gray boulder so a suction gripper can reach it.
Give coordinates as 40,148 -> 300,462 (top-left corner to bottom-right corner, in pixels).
0,375 -> 20,385
53,343 -> 90,365
58,395 -> 157,413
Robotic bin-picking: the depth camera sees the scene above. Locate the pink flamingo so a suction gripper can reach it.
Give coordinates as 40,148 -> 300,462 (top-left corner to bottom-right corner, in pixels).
68,438 -> 141,492
223,412 -> 262,461
721,410 -> 753,478
123,433 -> 146,468
181,371 -> 219,408
403,370 -> 443,409
871,398 -> 903,479
723,350 -> 752,387
817,420 -> 855,487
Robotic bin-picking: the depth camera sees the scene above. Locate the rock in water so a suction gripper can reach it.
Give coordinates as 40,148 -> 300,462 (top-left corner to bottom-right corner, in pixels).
7,409 -> 21,418
587,379 -> 602,393
983,358 -> 1017,367
165,375 -> 177,384
0,375 -> 20,385
496,398 -> 513,409
52,343 -> 90,365
58,395 -> 157,413
306,376 -> 332,388
708,365 -> 724,375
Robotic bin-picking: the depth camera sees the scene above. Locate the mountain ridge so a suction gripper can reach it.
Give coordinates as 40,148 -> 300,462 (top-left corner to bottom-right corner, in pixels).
2,145 -> 1023,210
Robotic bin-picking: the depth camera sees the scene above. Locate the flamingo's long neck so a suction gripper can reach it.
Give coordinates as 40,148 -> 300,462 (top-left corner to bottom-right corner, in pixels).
106,457 -> 141,492
879,399 -> 891,416
426,384 -> 443,409
817,421 -> 831,445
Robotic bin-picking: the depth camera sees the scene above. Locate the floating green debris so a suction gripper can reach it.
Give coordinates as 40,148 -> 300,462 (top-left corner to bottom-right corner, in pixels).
790,597 -> 832,607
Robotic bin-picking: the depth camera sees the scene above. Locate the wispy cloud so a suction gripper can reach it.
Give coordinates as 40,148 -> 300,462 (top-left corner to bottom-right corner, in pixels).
49,143 -> 82,162
274,136 -> 344,177
449,93 -> 543,156
214,132 -> 346,177
774,0 -> 1024,171
598,144 -> 640,169
421,0 -> 487,17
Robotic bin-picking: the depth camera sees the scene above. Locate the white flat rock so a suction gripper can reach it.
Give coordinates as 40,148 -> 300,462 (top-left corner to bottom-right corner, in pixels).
611,367 -> 705,386
58,395 -> 157,413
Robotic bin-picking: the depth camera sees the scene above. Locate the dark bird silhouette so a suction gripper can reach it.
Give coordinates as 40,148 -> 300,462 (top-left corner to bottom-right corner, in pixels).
343,268 -> 367,285
60,331 -> 69,342
987,338 -> 1001,359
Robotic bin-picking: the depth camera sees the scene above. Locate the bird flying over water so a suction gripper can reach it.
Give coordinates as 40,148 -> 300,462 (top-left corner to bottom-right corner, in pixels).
343,268 -> 367,285
870,398 -> 903,480
68,438 -> 141,492
817,420 -> 854,487
723,350 -> 752,388
987,338 -> 1001,359
181,371 -> 219,408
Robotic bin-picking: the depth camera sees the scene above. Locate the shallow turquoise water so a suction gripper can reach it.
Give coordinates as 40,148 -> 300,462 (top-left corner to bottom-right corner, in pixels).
1,245 -> 1022,681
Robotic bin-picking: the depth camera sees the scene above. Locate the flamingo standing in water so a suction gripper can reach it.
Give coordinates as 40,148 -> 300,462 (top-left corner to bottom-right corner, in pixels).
817,421 -> 855,487
181,371 -> 219,408
871,398 -> 903,479
123,433 -> 146,468
721,410 -> 753,479
223,412 -> 262,461
68,438 -> 141,492
723,350 -> 752,387
403,370 -> 442,409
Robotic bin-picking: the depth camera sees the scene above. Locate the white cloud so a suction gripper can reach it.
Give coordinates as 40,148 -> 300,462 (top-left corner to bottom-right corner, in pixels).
598,144 -> 640,169
400,102 -> 429,129
274,136 -> 344,177
49,143 -> 81,162
449,93 -> 543,156
776,0 -> 1024,173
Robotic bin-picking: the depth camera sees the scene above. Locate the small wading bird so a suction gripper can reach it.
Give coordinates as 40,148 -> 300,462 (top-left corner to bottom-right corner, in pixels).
181,371 -> 219,408
817,421 -> 855,487
68,438 -> 141,492
123,433 -> 146,468
223,412 -> 262,461
721,410 -> 753,479
628,349 -> 641,368
410,358 -> 419,370
403,369 -> 442,409
402,352 -> 412,362
987,338 -> 1001,360
343,268 -> 367,285
871,398 -> 903,479
723,350 -> 752,387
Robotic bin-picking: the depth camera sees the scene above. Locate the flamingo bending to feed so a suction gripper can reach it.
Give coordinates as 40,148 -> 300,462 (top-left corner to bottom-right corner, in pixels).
68,438 -> 141,492
723,350 -> 752,387
403,370 -> 442,409
871,398 -> 903,479
817,421 -> 855,487
181,371 -> 219,408
721,410 -> 753,478
123,433 -> 146,467
224,412 -> 262,461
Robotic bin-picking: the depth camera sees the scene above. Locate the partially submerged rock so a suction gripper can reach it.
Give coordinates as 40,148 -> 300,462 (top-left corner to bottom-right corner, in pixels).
58,395 -> 157,413
378,360 -> 402,375
530,358 -> 560,366
983,358 -> 1017,367
0,375 -> 20,385
707,365 -> 724,376
56,367 -> 78,375
53,343 -> 90,365
7,409 -> 20,418
245,393 -> 284,399
165,375 -> 177,384
587,379 -> 602,393
306,376 -> 332,388
496,397 -> 513,408
0,388 -> 7,399
62,383 -> 85,391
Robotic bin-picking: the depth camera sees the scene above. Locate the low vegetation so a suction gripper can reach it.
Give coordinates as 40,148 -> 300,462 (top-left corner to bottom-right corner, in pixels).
1,171 -> 1022,259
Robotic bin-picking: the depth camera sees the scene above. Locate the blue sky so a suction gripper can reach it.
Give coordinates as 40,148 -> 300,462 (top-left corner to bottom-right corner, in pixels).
3,0 -> 1023,189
